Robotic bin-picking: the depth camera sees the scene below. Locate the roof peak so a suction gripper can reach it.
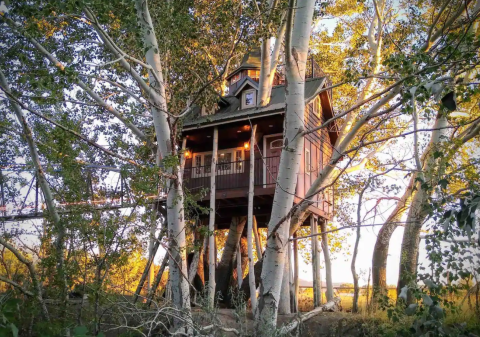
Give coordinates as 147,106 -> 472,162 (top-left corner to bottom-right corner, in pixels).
227,47 -> 261,79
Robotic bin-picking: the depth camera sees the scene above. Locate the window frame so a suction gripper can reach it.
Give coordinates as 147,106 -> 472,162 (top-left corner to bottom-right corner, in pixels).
191,147 -> 245,178
230,73 -> 241,84
242,89 -> 257,109
305,148 -> 311,175
270,139 -> 283,149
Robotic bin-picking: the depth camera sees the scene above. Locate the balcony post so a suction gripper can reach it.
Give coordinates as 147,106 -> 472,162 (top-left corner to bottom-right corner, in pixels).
293,231 -> 299,312
247,124 -> 258,315
311,214 -> 322,307
207,127 -> 218,308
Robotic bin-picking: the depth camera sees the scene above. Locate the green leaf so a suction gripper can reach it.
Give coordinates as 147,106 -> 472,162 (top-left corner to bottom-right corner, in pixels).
405,303 -> 418,316
399,286 -> 408,301
423,279 -> 438,289
431,305 -> 444,319
438,179 -> 448,190
73,326 -> 88,337
10,323 -> 18,337
422,294 -> 433,306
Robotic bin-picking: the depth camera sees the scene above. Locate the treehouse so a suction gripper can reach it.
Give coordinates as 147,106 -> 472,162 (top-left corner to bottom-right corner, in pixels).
180,50 -> 337,229
161,49 -> 337,309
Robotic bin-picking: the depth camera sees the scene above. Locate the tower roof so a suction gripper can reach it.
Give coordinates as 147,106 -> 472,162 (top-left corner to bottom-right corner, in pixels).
226,48 -> 261,79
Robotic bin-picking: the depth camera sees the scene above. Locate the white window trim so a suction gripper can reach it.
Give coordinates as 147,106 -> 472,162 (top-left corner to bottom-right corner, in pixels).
270,139 -> 283,149
305,148 -> 311,175
192,147 -> 245,178
242,89 -> 257,109
314,96 -> 321,118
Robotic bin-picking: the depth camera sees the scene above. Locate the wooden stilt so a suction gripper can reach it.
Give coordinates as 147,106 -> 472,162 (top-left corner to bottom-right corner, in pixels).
236,244 -> 243,288
208,127 -> 218,307
278,242 -> 291,314
288,239 -> 295,313
247,125 -> 258,314
293,231 -> 299,312
320,218 -> 334,301
311,215 -> 322,307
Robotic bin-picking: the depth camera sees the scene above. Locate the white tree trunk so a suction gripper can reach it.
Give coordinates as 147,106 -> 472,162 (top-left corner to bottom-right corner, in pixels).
248,125 -> 258,314
397,112 -> 449,301
134,0 -> 191,327
257,1 -> 315,333
0,68 -> 66,299
257,38 -> 272,107
208,126 -> 218,308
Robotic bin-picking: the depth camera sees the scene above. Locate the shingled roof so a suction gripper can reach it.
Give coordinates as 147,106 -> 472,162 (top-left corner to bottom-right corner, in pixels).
226,48 -> 261,79
183,77 -> 327,129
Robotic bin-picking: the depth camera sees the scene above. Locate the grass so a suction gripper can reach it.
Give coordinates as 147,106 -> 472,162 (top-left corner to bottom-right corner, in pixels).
297,287 -> 397,312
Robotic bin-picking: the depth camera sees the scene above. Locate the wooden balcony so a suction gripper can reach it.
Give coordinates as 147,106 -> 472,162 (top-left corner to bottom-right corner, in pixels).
184,156 -> 278,191
182,156 -> 334,219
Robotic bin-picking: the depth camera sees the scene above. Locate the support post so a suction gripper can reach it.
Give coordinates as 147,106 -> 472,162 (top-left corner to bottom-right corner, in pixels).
278,243 -> 291,314
311,215 -> 322,307
320,218 -> 334,301
288,240 -> 295,313
208,127 -> 218,308
293,231 -> 299,313
236,244 -> 243,288
247,124 -> 258,315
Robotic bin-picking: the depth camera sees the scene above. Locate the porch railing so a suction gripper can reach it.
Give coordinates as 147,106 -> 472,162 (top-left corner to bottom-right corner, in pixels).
183,156 -> 334,214
183,156 -> 280,192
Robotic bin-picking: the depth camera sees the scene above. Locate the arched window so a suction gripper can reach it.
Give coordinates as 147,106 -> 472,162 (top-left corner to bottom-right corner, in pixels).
270,139 -> 283,149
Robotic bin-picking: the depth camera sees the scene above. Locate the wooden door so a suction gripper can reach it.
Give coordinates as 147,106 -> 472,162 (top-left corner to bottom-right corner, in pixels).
264,135 -> 282,186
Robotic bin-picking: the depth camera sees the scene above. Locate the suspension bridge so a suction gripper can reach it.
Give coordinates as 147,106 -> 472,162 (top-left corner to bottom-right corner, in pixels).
0,163 -> 165,222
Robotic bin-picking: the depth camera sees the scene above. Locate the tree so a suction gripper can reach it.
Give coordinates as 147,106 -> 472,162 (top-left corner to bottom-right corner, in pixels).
257,0 -> 316,333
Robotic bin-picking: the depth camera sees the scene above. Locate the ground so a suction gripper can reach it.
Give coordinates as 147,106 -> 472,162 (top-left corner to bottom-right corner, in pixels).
194,308 -> 368,336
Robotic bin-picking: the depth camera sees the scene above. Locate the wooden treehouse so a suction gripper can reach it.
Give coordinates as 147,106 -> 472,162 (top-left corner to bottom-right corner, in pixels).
166,49 -> 337,309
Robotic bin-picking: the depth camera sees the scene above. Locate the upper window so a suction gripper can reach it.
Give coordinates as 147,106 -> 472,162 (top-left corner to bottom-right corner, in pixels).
313,96 -> 321,118
230,73 -> 241,84
305,148 -> 311,175
242,89 -> 257,109
248,70 -> 260,81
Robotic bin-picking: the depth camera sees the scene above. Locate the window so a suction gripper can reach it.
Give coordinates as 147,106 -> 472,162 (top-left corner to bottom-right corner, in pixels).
231,73 -> 241,84
218,152 -> 232,172
313,97 -> 321,118
192,148 -> 244,177
194,155 -> 202,174
235,150 -> 243,171
270,139 -> 283,149
204,154 -> 212,174
248,70 -> 260,80
242,89 -> 256,108
305,148 -> 311,175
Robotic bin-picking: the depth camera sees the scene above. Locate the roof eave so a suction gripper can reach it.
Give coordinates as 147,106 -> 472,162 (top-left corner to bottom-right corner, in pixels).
183,109 -> 285,131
